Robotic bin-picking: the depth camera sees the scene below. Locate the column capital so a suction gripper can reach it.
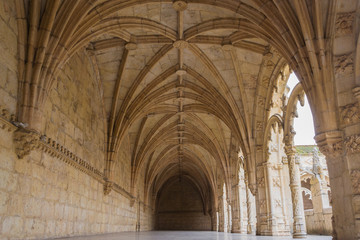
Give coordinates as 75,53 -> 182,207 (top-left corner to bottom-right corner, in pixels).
314,130 -> 343,158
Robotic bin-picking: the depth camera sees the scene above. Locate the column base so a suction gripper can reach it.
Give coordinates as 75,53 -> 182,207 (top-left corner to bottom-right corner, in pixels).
293,232 -> 307,238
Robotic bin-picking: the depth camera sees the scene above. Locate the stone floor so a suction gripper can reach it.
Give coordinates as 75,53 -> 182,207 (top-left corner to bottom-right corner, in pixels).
53,231 -> 332,240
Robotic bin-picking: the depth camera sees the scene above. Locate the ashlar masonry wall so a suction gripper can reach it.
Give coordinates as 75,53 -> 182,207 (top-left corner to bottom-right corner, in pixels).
0,1 -> 154,237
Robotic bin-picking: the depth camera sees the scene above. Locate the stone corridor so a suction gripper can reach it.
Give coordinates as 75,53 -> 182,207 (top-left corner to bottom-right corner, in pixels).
1,0 -> 360,239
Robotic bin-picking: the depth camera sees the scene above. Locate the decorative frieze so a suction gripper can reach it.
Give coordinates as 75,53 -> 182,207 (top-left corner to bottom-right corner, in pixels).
344,134 -> 360,154
318,142 -> 343,159
335,12 -> 355,36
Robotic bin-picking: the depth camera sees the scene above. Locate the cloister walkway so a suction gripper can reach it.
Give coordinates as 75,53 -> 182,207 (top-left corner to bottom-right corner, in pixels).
52,231 -> 332,240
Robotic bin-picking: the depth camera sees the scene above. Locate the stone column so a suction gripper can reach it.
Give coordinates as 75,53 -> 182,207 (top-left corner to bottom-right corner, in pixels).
311,149 -> 330,210
265,162 -> 277,233
231,184 -> 248,233
315,130 -> 360,240
245,177 -> 256,234
285,145 -> 307,238
231,184 -> 241,233
211,210 -> 219,231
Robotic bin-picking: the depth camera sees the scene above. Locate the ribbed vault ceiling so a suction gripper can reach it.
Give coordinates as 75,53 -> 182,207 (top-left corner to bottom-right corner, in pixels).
84,1 -> 286,203
17,0 -> 303,206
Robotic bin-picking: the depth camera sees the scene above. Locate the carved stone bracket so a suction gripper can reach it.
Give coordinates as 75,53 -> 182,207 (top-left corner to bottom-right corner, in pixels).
103,180 -> 113,195
14,128 -> 40,159
315,131 -> 344,159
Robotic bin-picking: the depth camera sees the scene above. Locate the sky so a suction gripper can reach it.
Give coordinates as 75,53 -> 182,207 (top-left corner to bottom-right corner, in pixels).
286,73 -> 316,145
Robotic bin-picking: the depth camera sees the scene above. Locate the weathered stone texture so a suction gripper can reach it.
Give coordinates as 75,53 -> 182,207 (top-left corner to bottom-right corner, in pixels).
0,0 -> 17,114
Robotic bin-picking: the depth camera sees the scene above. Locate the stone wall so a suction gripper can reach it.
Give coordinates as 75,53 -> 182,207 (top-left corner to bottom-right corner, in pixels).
156,180 -> 211,230
0,131 -> 153,239
0,0 -> 17,114
305,208 -> 333,235
0,3 -> 154,238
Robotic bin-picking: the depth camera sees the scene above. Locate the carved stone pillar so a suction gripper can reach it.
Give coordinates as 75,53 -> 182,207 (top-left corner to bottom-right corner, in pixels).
245,177 -> 256,235
231,185 -> 241,233
231,184 -> 248,233
285,145 -> 307,238
211,210 -> 219,231
265,162 -> 278,234
315,130 -> 360,239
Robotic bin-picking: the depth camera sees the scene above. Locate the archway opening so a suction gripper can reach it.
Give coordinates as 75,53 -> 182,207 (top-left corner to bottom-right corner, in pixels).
286,73 -> 333,236
155,178 -> 212,231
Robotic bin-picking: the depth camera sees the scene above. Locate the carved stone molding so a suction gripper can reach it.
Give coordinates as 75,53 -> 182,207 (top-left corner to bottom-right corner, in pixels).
334,53 -> 354,76
344,134 -> 360,154
315,131 -> 343,159
350,170 -> 360,194
335,12 -> 355,36
340,102 -> 360,125
14,128 -> 40,159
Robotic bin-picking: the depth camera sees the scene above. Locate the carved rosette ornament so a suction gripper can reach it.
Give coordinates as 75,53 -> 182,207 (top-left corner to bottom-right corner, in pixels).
335,12 -> 355,36
173,40 -> 189,49
172,0 -> 187,11
14,128 -> 40,159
